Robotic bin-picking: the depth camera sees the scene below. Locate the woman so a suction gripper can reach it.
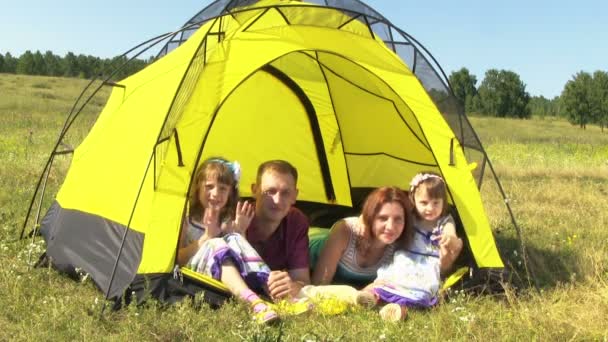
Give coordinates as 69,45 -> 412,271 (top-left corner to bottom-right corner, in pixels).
311,186 -> 411,286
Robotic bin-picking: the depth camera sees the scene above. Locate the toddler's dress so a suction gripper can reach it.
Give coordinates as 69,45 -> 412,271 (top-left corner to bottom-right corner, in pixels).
373,215 -> 453,307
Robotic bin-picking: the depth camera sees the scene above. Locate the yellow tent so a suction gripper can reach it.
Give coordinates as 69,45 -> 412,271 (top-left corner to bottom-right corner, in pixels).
30,0 -> 505,304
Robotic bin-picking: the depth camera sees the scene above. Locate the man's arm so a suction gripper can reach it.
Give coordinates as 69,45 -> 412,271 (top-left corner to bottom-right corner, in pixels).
267,209 -> 311,300
267,268 -> 310,299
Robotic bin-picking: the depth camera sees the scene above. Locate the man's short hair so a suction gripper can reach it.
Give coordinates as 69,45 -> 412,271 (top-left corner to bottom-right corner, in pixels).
256,160 -> 298,185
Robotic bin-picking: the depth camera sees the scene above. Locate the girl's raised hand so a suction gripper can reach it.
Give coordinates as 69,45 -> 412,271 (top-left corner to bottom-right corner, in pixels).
233,200 -> 254,235
202,207 -> 221,238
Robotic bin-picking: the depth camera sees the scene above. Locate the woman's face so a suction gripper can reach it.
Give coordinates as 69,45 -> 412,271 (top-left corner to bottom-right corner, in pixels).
371,202 -> 405,245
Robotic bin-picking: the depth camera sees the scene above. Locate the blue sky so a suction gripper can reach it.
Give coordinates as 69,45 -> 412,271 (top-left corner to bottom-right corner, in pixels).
2,1 -> 606,98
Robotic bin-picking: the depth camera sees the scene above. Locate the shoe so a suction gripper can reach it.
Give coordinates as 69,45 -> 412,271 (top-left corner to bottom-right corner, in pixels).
355,291 -> 378,308
250,299 -> 280,325
379,303 -> 407,322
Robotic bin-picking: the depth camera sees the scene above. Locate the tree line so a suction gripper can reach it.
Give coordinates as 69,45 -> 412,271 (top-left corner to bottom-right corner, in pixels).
1,50 -> 606,131
449,68 -> 608,131
0,50 -> 148,81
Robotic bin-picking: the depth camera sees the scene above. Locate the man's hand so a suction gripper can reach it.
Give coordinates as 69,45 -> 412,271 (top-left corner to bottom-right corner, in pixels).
267,270 -> 304,300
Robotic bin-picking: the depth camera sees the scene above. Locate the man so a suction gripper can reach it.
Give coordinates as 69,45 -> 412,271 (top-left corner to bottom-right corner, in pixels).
246,160 -> 310,300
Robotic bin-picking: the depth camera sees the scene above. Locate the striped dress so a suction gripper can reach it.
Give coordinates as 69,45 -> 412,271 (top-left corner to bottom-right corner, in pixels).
184,218 -> 271,292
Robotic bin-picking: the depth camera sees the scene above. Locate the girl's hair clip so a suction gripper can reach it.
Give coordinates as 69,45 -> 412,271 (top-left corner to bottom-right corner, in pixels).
209,158 -> 241,185
229,161 -> 241,185
409,173 -> 443,191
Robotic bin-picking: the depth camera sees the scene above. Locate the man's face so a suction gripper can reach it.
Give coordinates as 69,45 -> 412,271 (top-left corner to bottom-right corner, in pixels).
253,170 -> 298,224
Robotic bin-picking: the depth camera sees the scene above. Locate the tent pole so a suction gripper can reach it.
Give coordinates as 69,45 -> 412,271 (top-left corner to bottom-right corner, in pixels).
20,153 -> 53,240
100,151 -> 156,315
484,153 -> 540,291
26,154 -> 56,268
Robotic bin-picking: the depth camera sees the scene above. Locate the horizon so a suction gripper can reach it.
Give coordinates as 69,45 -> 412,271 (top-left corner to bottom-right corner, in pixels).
2,0 -> 607,99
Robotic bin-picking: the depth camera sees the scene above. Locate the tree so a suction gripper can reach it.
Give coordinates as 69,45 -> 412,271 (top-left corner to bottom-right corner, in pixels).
561,71 -> 593,129
32,50 -> 46,75
528,95 -> 560,117
63,52 -> 79,77
477,69 -> 531,118
3,52 -> 17,73
44,50 -> 64,76
449,67 -> 478,113
16,50 -> 35,74
591,70 -> 608,131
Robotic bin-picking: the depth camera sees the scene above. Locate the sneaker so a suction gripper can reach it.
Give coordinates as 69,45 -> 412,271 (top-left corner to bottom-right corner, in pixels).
250,299 -> 280,325
379,303 -> 407,322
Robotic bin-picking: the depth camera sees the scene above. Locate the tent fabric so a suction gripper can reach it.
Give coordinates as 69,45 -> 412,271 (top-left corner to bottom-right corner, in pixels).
39,0 -> 504,301
41,202 -> 144,299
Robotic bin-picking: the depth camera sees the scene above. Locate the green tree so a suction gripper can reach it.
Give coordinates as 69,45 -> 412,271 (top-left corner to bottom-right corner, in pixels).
477,69 -> 531,118
561,71 -> 593,129
590,70 -> 608,131
3,52 -> 17,73
449,67 -> 478,113
32,50 -> 46,75
528,95 -> 560,117
44,50 -> 64,76
16,50 -> 35,74
0,53 -> 4,72
63,52 -> 79,77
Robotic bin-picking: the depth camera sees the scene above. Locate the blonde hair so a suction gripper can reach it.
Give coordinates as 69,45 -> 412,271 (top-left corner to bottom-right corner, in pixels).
255,160 -> 298,185
188,157 -> 239,222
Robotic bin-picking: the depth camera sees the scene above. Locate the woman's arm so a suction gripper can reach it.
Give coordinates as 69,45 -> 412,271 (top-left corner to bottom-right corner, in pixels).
311,220 -> 350,285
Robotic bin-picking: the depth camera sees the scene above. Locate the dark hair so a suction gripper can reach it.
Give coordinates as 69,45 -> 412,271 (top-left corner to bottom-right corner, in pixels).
188,157 -> 239,222
359,186 -> 411,247
409,171 -> 449,218
255,160 -> 298,185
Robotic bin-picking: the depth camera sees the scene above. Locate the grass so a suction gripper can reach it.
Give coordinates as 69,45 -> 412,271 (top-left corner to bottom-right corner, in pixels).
1,73 -> 608,340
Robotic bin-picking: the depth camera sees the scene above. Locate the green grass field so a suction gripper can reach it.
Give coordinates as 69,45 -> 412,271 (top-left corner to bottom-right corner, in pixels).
1,73 -> 607,340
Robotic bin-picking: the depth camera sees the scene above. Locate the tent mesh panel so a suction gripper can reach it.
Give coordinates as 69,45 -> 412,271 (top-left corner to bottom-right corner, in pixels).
156,0 -> 487,185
